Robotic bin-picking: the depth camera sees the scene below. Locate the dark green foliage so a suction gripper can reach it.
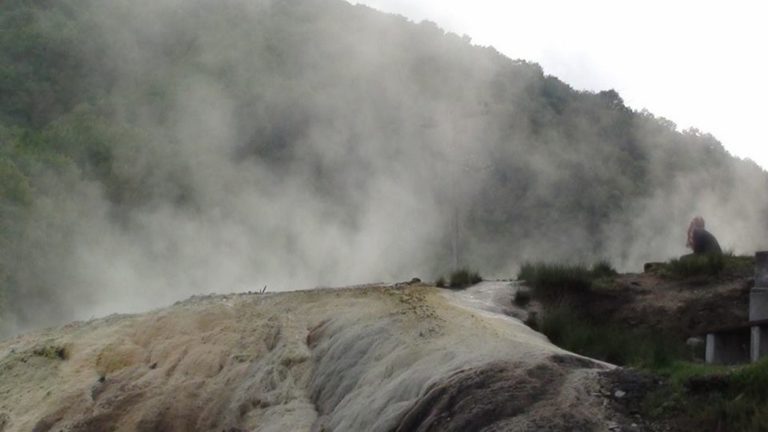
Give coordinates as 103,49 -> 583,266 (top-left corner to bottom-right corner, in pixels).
435,276 -> 446,288
591,260 -> 618,278
0,158 -> 32,207
656,253 -> 754,280
732,359 -> 768,398
641,360 -> 768,431
666,254 -> 725,278
537,304 -> 686,368
441,268 -> 481,289
0,0 -> 92,128
517,262 -> 615,302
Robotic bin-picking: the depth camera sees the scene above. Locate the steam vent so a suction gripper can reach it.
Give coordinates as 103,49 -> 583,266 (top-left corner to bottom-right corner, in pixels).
0,283 -> 624,431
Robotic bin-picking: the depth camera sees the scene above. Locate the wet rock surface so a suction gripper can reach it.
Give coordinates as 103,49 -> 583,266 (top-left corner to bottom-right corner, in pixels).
395,357 -> 603,432
1,285 -> 623,431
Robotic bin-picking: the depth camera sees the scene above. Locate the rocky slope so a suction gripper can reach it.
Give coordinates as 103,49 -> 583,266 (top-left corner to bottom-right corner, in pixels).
0,282 -> 620,432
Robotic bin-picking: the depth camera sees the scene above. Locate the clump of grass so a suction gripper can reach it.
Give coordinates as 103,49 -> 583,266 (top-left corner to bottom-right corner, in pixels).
731,358 -> 768,400
658,252 -> 753,280
642,359 -> 768,431
33,344 -> 68,360
433,268 -> 481,289
517,261 -> 616,302
537,304 -> 686,368
666,254 -> 726,278
447,268 -> 482,288
591,259 -> 618,278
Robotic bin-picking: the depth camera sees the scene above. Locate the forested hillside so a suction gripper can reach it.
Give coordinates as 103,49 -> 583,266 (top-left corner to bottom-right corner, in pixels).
1,0 -> 767,334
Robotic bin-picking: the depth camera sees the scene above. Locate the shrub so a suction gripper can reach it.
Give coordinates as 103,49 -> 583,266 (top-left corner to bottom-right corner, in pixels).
665,254 -> 726,278
537,304 -> 686,367
731,358 -> 768,400
447,268 -> 482,289
517,262 -> 538,283
517,262 -> 594,301
591,260 -> 618,278
517,260 -> 620,302
643,359 -> 768,431
656,252 -> 754,280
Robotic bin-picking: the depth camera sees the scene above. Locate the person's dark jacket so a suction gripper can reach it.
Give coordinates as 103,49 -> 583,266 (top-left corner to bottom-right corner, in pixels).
691,228 -> 722,255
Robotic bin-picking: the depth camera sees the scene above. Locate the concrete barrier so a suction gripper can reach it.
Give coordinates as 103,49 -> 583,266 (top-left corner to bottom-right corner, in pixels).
757,251 -> 768,288
751,252 -> 768,321
751,251 -> 768,362
707,331 -> 750,364
707,251 -> 768,364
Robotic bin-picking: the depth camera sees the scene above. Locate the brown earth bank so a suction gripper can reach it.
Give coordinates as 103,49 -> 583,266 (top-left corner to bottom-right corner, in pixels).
576,271 -> 751,339
0,283 -> 636,432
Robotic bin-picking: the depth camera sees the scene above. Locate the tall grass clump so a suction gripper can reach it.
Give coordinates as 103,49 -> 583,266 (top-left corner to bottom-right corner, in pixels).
643,359 -> 768,431
591,259 -> 618,278
538,304 -> 685,367
447,268 -> 482,288
435,268 -> 481,289
657,252 -> 754,280
665,254 -> 726,279
517,261 -> 616,301
698,359 -> 768,430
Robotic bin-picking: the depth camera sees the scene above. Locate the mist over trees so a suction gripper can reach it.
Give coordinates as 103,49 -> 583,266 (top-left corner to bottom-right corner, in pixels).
1,0 -> 767,334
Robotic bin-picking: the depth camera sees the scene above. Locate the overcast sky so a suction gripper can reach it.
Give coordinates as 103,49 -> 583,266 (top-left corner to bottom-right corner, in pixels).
349,0 -> 768,170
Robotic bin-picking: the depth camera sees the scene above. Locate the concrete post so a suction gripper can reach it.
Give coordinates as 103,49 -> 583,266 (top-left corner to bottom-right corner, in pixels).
706,333 -> 717,364
751,326 -> 768,362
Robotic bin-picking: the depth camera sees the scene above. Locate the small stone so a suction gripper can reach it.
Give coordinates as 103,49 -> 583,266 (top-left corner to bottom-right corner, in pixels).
614,390 -> 626,398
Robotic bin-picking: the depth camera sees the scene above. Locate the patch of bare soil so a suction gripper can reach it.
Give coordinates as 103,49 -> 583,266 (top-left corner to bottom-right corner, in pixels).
585,272 -> 752,338
599,368 -> 672,432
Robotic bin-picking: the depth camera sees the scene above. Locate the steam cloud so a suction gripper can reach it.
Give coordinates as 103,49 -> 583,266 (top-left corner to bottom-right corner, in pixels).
4,0 -> 767,335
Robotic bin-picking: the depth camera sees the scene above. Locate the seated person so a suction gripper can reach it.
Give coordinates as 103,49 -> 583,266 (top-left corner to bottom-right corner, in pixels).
686,216 -> 722,255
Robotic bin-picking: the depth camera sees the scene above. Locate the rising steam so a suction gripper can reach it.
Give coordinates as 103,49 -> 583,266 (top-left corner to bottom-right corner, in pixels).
3,0 -> 767,335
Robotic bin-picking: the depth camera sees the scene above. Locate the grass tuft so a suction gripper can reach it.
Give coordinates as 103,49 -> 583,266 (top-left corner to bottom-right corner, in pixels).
536,304 -> 685,368
447,268 -> 482,289
517,261 -> 616,302
642,359 -> 768,431
434,268 -> 482,289
33,344 -> 68,360
655,252 -> 754,280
